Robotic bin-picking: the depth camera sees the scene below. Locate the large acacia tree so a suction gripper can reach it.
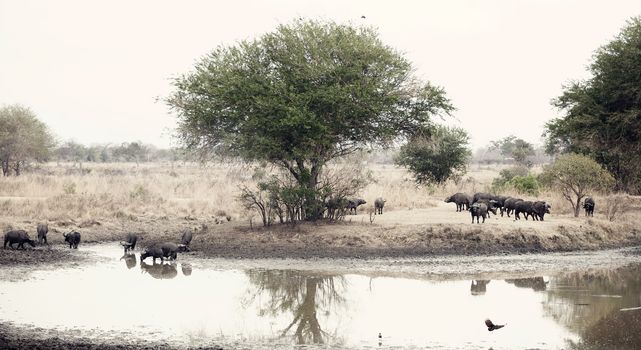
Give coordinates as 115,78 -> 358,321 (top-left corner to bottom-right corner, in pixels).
0,105 -> 55,176
168,20 -> 453,218
545,16 -> 641,193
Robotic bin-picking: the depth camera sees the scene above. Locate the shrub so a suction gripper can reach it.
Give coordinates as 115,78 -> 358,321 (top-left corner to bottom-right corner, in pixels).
509,175 -> 540,196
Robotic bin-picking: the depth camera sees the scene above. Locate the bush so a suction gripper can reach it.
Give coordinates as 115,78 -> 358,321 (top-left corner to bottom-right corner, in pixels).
509,175 -> 540,196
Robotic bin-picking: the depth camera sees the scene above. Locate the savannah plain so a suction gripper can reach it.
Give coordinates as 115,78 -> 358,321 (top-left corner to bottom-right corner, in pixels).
2,159 -> 640,268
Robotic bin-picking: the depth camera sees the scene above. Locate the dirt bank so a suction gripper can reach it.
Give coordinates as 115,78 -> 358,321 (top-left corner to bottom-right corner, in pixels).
2,201 -> 640,263
0,322 -> 223,350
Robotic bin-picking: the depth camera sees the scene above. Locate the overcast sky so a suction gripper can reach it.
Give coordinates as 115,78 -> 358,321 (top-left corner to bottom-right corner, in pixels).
1,1 -> 640,149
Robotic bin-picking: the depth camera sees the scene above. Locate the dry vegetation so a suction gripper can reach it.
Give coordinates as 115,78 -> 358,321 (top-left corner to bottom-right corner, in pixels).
1,161 -> 640,257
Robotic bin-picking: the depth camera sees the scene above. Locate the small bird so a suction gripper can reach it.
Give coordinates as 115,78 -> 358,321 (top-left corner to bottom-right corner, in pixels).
485,319 -> 505,331
378,332 -> 382,339
361,15 -> 366,19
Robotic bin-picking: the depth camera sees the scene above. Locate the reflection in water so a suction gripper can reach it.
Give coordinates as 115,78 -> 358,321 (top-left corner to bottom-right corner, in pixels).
181,263 -> 192,276
121,253 -> 137,269
140,261 -> 178,279
246,270 -> 346,345
543,266 -> 641,350
505,277 -> 548,291
470,280 -> 490,295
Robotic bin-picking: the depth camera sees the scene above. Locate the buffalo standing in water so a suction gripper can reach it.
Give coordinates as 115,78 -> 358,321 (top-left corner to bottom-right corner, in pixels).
63,231 -> 81,249
140,245 -> 164,263
178,230 -> 192,252
120,233 -> 138,253
3,230 -> 36,249
36,223 -> 48,245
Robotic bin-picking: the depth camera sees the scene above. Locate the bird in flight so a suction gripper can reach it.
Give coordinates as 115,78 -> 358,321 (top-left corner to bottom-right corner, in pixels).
485,319 -> 505,331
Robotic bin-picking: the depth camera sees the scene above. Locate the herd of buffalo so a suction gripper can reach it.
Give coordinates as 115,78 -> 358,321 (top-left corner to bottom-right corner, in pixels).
445,192 -> 596,223
3,223 -> 195,264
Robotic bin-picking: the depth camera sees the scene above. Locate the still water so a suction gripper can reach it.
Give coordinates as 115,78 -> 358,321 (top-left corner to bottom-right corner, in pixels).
1,245 -> 641,349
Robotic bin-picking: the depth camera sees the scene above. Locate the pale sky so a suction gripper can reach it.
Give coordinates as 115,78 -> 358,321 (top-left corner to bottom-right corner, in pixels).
1,0 -> 640,149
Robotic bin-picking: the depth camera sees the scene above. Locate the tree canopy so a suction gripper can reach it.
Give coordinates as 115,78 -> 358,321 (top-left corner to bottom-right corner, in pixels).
168,20 -> 452,185
0,104 -> 55,175
395,125 -> 470,185
539,153 -> 614,217
545,16 -> 641,193
490,135 -> 534,166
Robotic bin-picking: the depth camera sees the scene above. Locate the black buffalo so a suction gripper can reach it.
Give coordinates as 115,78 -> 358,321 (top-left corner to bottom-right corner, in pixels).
514,201 -> 535,220
121,233 -> 138,253
346,198 -> 366,214
37,223 -> 48,245
3,230 -> 36,249
140,245 -> 164,263
532,201 -> 551,221
470,203 -> 496,223
445,193 -> 471,212
63,231 -> 81,249
178,230 -> 193,252
583,197 -> 595,217
503,198 -> 523,218
374,197 -> 386,215
160,242 -> 179,261
492,196 -> 509,216
472,192 -> 494,204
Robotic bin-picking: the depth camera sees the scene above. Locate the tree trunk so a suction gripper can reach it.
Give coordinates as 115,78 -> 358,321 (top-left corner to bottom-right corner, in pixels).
13,161 -> 20,176
1,161 -> 8,176
574,196 -> 581,217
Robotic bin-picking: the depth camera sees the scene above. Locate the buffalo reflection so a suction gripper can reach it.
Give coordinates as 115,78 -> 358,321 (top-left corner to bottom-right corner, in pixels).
470,280 -> 490,295
120,253 -> 137,269
181,263 -> 192,276
140,261 -> 178,279
245,269 -> 346,345
505,277 -> 548,291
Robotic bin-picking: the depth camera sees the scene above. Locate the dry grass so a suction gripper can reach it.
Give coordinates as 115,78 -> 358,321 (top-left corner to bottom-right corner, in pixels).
1,161 -> 639,256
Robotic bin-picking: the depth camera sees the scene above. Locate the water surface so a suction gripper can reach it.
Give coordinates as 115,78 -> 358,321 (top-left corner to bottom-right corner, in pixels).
1,245 -> 641,349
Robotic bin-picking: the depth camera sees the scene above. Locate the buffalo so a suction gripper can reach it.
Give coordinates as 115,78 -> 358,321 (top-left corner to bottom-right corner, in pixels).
503,198 -> 523,218
346,198 -> 366,214
445,193 -> 471,212
532,201 -> 551,221
374,197 -> 386,215
583,197 -> 595,217
120,233 -> 138,253
3,230 -> 36,249
514,201 -> 535,220
474,199 -> 499,217
472,192 -> 494,204
160,242 -> 179,261
178,230 -> 193,252
37,223 -> 48,245
63,231 -> 81,249
492,196 -> 509,216
470,202 -> 496,223
140,245 -> 164,263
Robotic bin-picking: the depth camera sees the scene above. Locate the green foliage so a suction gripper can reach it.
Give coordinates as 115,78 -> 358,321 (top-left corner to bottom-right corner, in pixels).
490,135 -> 534,166
544,16 -> 641,193
0,104 -> 55,175
490,166 -> 538,195
395,125 -> 470,185
509,175 -> 540,196
169,19 -> 453,218
539,153 -> 615,217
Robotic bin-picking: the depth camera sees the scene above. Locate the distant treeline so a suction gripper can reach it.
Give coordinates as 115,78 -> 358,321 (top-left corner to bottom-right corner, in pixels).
54,141 -> 188,164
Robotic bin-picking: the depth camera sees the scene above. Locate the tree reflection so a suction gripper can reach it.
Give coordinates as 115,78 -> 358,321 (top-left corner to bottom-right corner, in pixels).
542,266 -> 641,349
245,269 -> 346,345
